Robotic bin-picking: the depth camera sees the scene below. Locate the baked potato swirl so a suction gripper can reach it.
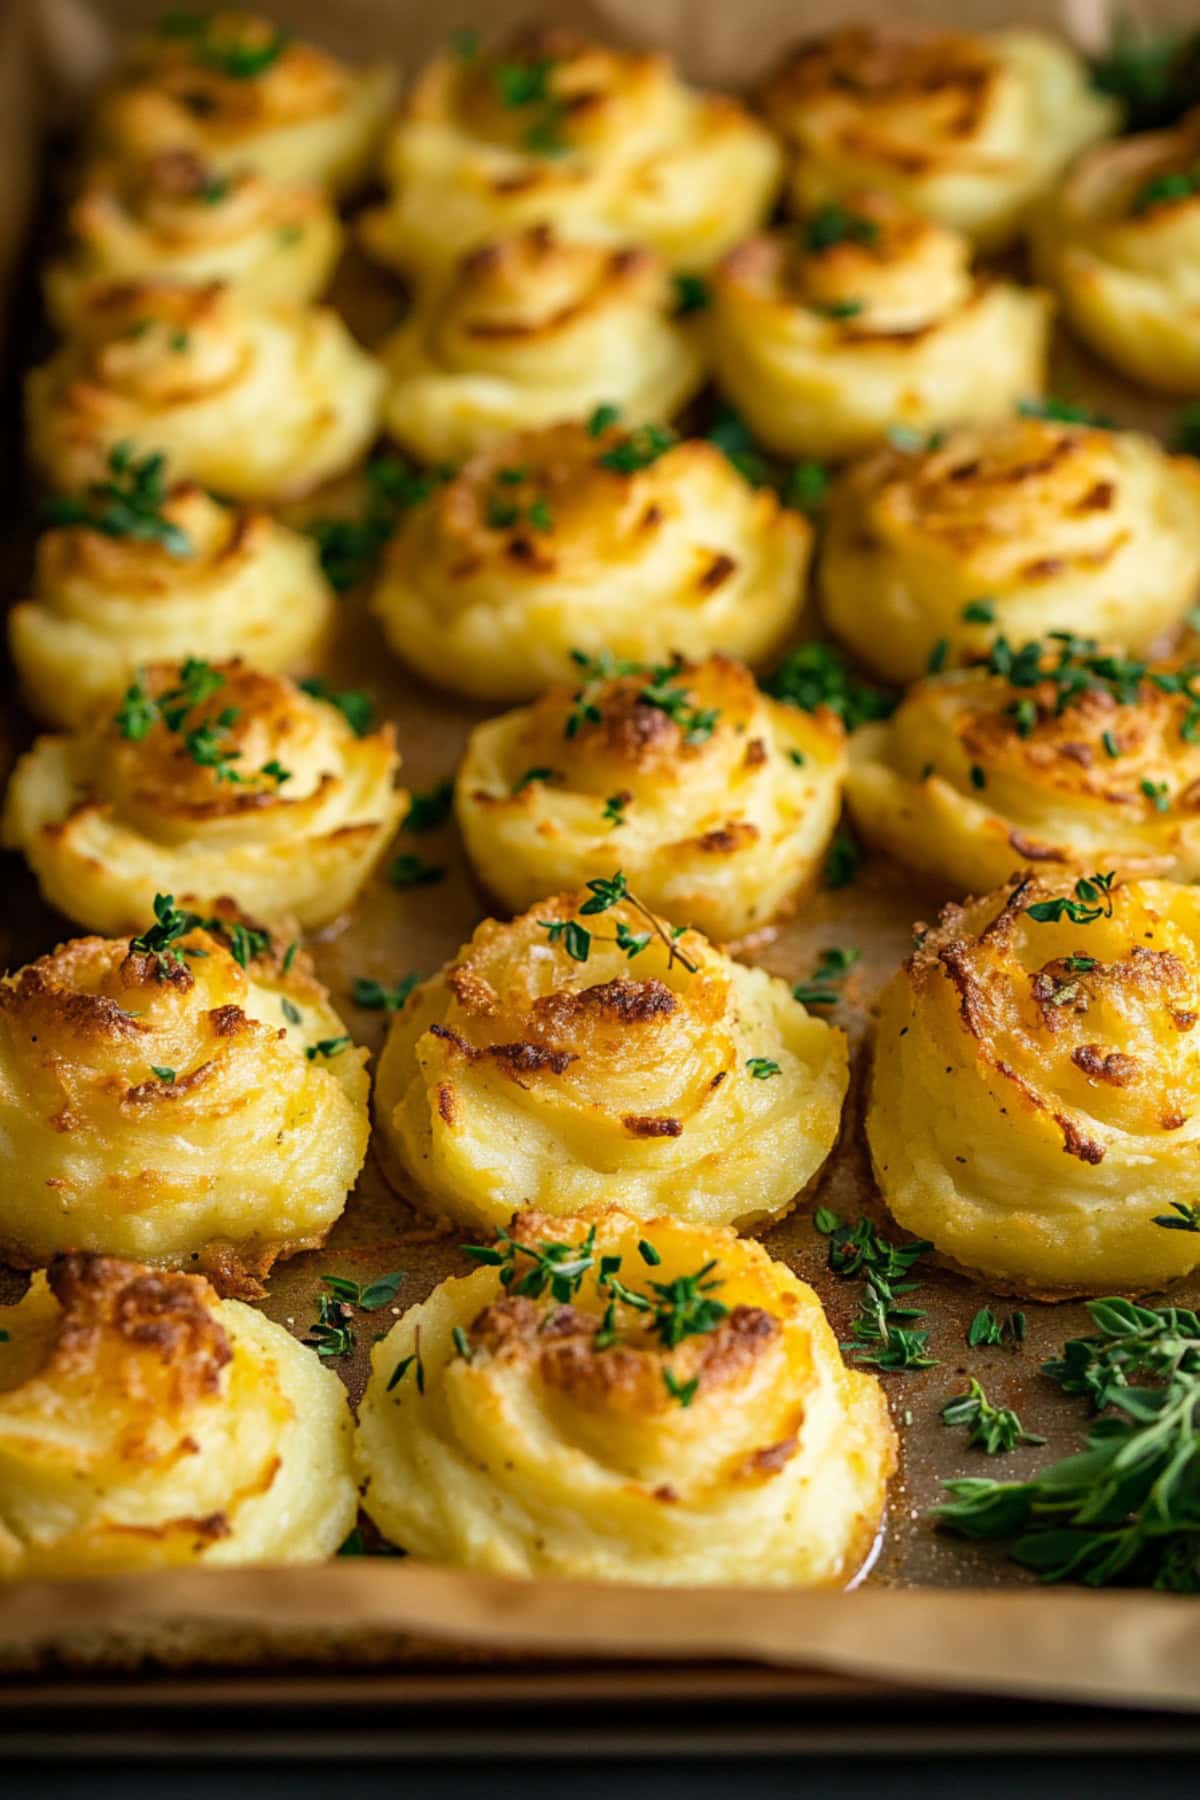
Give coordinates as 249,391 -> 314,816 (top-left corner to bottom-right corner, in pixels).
1031,110 -> 1200,393
708,194 -> 1052,460
455,654 -> 845,942
0,911 -> 369,1286
4,659 -> 405,933
820,419 -> 1200,686
94,10 -> 395,194
380,227 -> 706,467
869,874 -> 1200,1295
0,1254 -> 356,1578
44,153 -> 342,332
761,24 -> 1118,254
360,26 -> 782,280
373,889 -> 848,1235
356,1207 -> 894,1586
847,642 -> 1200,894
26,281 -> 386,502
9,483 -> 333,730
371,421 -> 812,703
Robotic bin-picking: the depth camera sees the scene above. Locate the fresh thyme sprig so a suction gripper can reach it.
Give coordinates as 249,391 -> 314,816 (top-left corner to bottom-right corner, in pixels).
127,894 -> 269,976
352,973 -> 421,1012
941,1378 -> 1044,1456
792,945 -> 861,1008
1025,871 -> 1116,926
1153,1201 -> 1200,1234
43,442 -> 191,557
935,1297 -> 1200,1587
459,1225 -> 729,1404
821,1215 -> 936,1372
537,871 -> 699,973
967,1306 -> 1027,1349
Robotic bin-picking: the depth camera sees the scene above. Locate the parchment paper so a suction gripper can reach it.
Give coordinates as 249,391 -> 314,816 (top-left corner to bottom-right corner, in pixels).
3,0 -> 1200,1711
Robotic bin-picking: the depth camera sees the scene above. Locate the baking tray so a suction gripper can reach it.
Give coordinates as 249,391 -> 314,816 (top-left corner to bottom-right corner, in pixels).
3,0 -> 1200,1727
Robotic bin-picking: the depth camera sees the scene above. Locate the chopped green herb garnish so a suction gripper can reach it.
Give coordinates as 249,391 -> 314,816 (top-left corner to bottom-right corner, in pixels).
746,1057 -> 782,1080
305,1036 -> 352,1060
766,642 -> 895,731
404,780 -> 454,833
150,1065 -> 176,1083
298,678 -> 376,738
824,830 -> 861,890
1026,870 -> 1116,925
792,944 -> 861,1008
42,442 -> 191,558
596,423 -> 676,474
352,973 -> 421,1012
390,855 -> 444,888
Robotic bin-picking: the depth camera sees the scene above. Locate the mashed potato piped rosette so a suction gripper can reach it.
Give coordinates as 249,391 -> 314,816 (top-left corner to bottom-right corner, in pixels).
373,883 -> 848,1235
9,474 -> 333,730
381,227 -> 705,467
0,1254 -> 356,1578
1032,110 -> 1200,394
45,153 -> 342,332
4,659 -> 404,934
456,653 -> 845,942
868,874 -> 1200,1295
0,904 -> 368,1288
709,194 -> 1051,461
356,1208 -> 894,1586
94,10 -> 395,193
361,26 -> 782,280
371,420 -> 812,703
820,418 -> 1200,686
26,281 -> 386,502
847,639 -> 1200,894
762,24 -> 1117,254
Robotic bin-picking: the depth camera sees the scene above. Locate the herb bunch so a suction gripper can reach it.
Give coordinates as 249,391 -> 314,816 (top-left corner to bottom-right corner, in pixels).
935,1298 -> 1200,1588
982,632 -> 1200,747
115,658 -> 290,788
128,892 -> 269,977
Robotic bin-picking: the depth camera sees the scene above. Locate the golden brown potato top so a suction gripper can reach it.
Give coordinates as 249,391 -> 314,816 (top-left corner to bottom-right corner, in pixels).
763,23 -> 1003,169
907,876 -> 1200,1153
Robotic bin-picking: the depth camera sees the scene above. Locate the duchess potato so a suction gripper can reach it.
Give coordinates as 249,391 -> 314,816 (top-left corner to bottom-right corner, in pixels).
0,908 -> 369,1290
4,660 -> 405,934
846,642 -> 1200,894
26,280 -> 386,503
762,23 -> 1118,253
0,1254 -> 356,1577
94,9 -> 394,194
373,888 -> 847,1236
44,153 -> 342,332
456,653 -> 844,942
1032,110 -> 1200,394
820,418 -> 1200,686
357,1207 -> 895,1586
8,484 -> 333,730
371,420 -> 811,704
868,875 -> 1200,1295
708,192 -> 1051,460
360,25 -> 781,280
380,227 -> 705,467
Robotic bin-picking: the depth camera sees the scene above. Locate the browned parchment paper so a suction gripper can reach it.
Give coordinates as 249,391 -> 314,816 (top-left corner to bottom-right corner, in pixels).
4,0 -> 1200,1710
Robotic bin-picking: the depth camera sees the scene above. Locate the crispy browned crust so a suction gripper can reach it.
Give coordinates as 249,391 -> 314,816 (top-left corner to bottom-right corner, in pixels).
45,1252 -> 231,1401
